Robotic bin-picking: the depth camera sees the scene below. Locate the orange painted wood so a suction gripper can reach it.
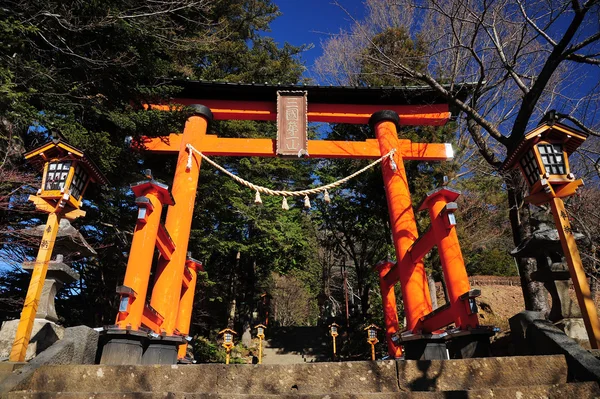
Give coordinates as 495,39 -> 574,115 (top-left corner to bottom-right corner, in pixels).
374,119 -> 432,331
408,229 -> 435,264
141,304 -> 165,333
181,266 -> 193,289
176,260 -> 201,359
149,115 -> 209,335
116,190 -> 165,331
550,197 -> 600,349
424,191 -> 478,331
155,224 -> 176,261
376,261 -> 402,358
553,179 -> 583,198
139,134 -> 451,161
146,100 -> 450,125
417,305 -> 455,333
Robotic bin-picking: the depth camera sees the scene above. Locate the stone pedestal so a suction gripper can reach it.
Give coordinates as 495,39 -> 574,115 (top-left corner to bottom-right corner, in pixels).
0,255 -> 81,361
511,218 -> 590,345
22,254 -> 80,323
556,318 -> 589,347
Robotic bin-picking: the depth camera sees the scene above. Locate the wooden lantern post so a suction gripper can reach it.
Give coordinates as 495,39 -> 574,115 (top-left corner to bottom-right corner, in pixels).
10,139 -> 107,362
503,119 -> 600,349
254,324 -> 266,364
365,324 -> 380,361
219,328 -> 237,364
329,322 -> 340,361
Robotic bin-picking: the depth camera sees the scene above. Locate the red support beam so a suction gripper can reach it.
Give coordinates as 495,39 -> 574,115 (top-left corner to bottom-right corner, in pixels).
408,229 -> 435,265
156,224 -> 176,261
145,100 -> 451,126
141,304 -> 164,333
138,134 -> 453,161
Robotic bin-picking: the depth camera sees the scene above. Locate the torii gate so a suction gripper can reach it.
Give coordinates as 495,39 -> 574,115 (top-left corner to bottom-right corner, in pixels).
99,81 -> 488,364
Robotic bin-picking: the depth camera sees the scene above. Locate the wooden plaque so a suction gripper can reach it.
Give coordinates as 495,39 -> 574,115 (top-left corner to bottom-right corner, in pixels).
277,91 -> 308,157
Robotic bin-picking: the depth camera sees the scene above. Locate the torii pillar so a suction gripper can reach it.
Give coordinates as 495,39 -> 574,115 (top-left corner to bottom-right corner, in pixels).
146,105 -> 213,361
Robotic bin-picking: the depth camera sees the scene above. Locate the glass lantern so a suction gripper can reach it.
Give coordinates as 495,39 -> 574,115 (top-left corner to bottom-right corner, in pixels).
537,143 -> 566,175
45,161 -> 72,191
368,328 -> 377,340
70,163 -> 89,200
519,149 -> 541,186
224,332 -> 233,344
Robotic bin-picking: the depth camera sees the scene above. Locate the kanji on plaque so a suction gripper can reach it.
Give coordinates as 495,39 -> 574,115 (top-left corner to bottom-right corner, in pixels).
277,91 -> 308,157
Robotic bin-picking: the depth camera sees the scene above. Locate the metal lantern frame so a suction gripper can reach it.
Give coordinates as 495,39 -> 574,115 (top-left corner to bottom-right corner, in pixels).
503,121 -> 587,205
218,328 -> 237,348
329,322 -> 340,337
364,324 -> 380,344
254,324 -> 267,340
24,139 -> 108,210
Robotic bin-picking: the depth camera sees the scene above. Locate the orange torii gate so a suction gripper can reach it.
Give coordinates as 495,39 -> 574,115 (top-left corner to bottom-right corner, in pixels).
99,81 -> 489,364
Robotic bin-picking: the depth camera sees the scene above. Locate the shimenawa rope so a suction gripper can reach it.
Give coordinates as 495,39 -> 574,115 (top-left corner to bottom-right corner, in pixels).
185,144 -> 397,209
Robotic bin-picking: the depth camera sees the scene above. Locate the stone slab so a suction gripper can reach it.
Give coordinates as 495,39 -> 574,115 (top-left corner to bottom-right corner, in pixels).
5,382 -> 600,399
219,361 -> 399,394
63,326 -> 99,364
11,356 -> 570,395
17,361 -> 400,395
0,320 -> 64,361
0,325 -> 99,394
397,354 -> 568,391
510,310 -> 600,382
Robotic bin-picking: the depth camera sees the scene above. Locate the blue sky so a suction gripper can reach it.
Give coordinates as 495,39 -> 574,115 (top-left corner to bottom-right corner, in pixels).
269,1 -> 366,80
269,1 -> 598,119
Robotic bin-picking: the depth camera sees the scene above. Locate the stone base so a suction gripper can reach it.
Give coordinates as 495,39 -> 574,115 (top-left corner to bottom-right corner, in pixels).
556,318 -> 589,348
100,338 -> 143,365
404,341 -> 449,360
141,342 -> 179,365
447,334 -> 491,359
0,319 -> 64,361
98,329 -> 185,365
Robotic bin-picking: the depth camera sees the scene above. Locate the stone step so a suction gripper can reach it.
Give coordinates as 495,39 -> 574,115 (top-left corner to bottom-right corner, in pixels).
6,382 -> 600,398
11,355 -> 568,395
0,362 -> 25,385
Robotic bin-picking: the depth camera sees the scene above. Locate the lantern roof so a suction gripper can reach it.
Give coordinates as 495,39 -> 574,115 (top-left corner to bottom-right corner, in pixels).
502,122 -> 588,171
254,324 -> 267,329
364,324 -> 380,331
218,328 -> 237,336
329,322 -> 340,328
24,139 -> 109,186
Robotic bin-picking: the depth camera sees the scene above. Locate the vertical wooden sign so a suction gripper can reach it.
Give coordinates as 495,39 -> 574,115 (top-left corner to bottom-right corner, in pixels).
277,91 -> 308,157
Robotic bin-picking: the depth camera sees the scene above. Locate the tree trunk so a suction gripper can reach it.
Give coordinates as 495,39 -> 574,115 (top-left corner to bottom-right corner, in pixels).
227,251 -> 240,328
505,171 -> 549,314
428,274 -> 438,310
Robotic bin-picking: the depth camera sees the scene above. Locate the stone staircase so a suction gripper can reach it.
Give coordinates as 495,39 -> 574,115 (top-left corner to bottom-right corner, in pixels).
261,326 -> 329,364
3,354 -> 600,398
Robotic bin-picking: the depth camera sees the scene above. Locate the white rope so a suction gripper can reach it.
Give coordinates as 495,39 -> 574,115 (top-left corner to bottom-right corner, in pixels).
185,143 -> 396,199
